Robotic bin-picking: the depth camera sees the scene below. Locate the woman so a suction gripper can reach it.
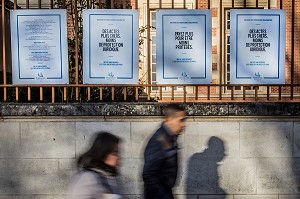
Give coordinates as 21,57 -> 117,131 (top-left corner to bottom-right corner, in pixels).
69,132 -> 123,199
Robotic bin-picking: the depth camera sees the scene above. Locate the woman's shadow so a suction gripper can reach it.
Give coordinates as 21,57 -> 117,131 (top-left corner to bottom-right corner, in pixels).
185,136 -> 227,198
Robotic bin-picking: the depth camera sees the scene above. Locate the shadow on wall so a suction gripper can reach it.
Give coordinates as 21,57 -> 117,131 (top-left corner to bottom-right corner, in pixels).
185,136 -> 226,199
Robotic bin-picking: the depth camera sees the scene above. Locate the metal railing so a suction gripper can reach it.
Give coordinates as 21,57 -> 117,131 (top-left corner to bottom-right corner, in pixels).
1,0 -> 299,103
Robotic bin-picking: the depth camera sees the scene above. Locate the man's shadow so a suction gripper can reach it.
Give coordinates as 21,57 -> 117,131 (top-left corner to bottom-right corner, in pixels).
185,136 -> 226,198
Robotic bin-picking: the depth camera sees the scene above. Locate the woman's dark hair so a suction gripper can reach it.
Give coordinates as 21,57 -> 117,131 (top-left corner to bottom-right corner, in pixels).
77,131 -> 120,169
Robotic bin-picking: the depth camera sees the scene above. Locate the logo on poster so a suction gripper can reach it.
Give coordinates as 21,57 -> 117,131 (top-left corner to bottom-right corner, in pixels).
253,72 -> 262,81
106,72 -> 117,81
180,72 -> 190,81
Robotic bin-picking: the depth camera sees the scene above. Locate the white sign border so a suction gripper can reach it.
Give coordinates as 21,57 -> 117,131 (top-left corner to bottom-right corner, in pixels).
10,9 -> 69,84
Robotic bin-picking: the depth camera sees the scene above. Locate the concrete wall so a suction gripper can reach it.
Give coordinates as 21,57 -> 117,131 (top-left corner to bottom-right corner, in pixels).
0,116 -> 299,199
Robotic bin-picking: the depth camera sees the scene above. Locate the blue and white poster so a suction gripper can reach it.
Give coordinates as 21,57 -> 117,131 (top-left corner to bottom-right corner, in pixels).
83,9 -> 138,84
230,9 -> 286,84
156,9 -> 212,84
10,9 -> 69,84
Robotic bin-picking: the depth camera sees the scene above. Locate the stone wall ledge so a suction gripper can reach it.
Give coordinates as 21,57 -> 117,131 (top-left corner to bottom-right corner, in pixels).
1,102 -> 300,116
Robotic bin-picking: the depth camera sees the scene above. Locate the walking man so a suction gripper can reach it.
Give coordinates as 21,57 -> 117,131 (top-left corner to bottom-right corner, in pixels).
143,103 -> 187,199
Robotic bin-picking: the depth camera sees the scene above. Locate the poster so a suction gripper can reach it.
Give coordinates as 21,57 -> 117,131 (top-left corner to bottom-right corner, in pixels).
230,9 -> 286,84
83,9 -> 138,84
10,9 -> 69,84
156,9 -> 212,84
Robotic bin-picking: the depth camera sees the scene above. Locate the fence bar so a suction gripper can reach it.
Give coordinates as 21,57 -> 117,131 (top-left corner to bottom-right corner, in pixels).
14,0 -> 17,9
290,85 -> 294,100
2,0 -> 7,101
256,0 -> 258,7
171,86 -> 174,100
112,87 -> 115,101
159,0 -> 162,8
123,87 -> 127,101
28,87 -> 31,101
99,87 -> 103,100
172,0 -> 174,9
87,87 -> 91,101
219,0 -> 223,90
243,86 -> 246,100
278,86 -> 281,100
52,87 -> 55,103
243,0 -> 246,7
38,0 -> 41,8
147,0 -> 151,85
231,88 -> 234,100
111,0 -> 113,8
268,0 -> 270,9
147,86 -> 150,101
267,86 -> 270,100
232,0 -> 234,8
87,0 -> 90,9
160,86 -> 162,100
51,0 -> 53,9
99,0 -> 102,8
64,87 -> 67,101
195,0 -> 198,9
183,86 -> 186,102
15,87 -> 19,102
280,0 -> 282,9
183,0 -> 186,9
135,0 -> 138,9
40,87 -> 43,101
195,86 -> 198,100
207,86 -> 210,100
26,0 -> 29,8
75,0 -> 79,100
123,0 -> 126,9
254,86 -> 258,101
135,87 -> 138,101
291,0 -> 295,84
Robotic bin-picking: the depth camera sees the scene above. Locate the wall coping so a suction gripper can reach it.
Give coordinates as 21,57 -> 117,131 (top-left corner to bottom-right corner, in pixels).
1,102 -> 300,116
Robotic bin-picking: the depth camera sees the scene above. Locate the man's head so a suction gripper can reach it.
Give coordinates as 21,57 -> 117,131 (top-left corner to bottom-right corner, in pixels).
164,103 -> 187,135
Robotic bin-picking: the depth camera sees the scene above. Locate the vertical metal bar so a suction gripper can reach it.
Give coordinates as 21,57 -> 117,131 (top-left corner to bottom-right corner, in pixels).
88,87 -> 91,101
183,86 -> 186,102
52,87 -> 55,103
208,0 -> 210,9
160,86 -> 162,100
219,0 -> 223,97
50,0 -> 53,9
290,85 -> 294,100
40,87 -> 43,101
291,0 -> 295,84
38,0 -> 42,8
123,87 -> 127,101
135,0 -> 138,9
2,0 -> 7,101
64,87 -> 67,101
243,86 -> 246,100
268,0 -> 270,9
159,0 -> 162,8
219,86 -> 222,100
231,0 -> 234,8
172,0 -> 174,9
74,0 -> 79,100
112,87 -> 115,101
14,0 -> 17,9
195,86 -> 198,100
135,87 -> 138,101
28,87 -> 31,101
147,0 -> 151,85
280,0 -> 282,9
26,0 -> 29,8
207,86 -> 210,100
267,86 -> 270,101
171,86 -> 174,100
99,87 -> 103,100
15,87 -> 19,101
123,0 -> 126,9
87,0 -> 90,9
111,0 -> 114,8
278,86 -> 281,100
99,0 -> 102,9
254,86 -> 258,101
231,88 -> 234,100
147,86 -> 151,101
195,0 -> 198,9
256,0 -> 258,8
244,0 -> 246,7
183,0 -> 186,9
